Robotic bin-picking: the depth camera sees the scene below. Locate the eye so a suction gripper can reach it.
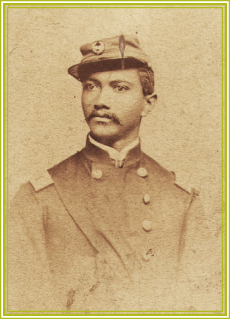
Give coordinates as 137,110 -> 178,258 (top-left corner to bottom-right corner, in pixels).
83,83 -> 98,90
113,85 -> 129,92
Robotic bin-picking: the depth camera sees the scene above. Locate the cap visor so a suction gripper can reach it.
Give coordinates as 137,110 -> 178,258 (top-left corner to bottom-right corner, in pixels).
68,58 -> 148,81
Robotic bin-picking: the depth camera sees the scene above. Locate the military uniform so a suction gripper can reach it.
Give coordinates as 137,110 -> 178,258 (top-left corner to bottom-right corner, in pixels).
8,137 -> 221,311
8,35 -> 221,312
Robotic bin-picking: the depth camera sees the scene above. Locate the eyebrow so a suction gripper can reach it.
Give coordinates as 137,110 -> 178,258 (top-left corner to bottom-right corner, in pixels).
110,80 -> 132,86
84,78 -> 133,87
84,78 -> 101,86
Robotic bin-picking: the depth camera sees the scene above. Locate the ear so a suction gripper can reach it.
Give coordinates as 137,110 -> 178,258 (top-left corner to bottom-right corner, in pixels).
141,93 -> 157,117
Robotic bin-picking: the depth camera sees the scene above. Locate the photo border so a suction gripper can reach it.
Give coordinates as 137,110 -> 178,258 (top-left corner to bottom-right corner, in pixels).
1,1 -> 229,317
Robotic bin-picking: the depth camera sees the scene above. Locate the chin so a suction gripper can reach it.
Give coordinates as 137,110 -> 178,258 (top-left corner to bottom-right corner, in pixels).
90,126 -> 121,143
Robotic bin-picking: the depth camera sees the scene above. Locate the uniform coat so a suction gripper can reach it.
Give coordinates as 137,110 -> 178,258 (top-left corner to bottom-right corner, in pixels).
8,138 -> 221,312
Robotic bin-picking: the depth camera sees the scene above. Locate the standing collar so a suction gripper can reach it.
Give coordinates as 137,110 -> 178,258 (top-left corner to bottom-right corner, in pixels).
83,134 -> 143,167
88,135 -> 140,161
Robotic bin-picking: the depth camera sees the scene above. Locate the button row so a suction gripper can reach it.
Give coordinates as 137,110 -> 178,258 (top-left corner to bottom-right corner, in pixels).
91,168 -> 152,233
91,167 -> 148,179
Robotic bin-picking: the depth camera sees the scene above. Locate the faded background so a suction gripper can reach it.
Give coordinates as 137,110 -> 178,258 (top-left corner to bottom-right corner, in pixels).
8,7 -> 223,233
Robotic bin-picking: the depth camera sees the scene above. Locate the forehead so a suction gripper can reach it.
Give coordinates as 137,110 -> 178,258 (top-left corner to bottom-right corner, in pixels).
84,68 -> 141,83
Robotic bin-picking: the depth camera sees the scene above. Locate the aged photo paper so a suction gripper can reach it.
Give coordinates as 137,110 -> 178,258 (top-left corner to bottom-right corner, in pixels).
3,2 -> 227,316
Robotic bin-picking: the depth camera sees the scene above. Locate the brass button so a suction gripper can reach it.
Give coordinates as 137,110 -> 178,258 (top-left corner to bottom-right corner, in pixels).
142,249 -> 154,261
142,220 -> 152,232
143,193 -> 150,204
137,167 -> 148,178
91,169 -> 102,179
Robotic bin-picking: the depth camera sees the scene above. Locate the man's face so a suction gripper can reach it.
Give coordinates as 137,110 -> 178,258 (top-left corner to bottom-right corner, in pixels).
81,68 -> 151,143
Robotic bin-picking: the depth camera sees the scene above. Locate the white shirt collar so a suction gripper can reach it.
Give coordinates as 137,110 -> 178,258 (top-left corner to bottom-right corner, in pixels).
89,135 -> 140,161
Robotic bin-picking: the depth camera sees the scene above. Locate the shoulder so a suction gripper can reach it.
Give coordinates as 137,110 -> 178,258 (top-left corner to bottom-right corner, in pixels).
142,152 -> 200,195
48,151 -> 83,181
10,181 -> 39,210
10,152 -> 81,208
30,170 -> 54,192
10,152 -> 81,221
28,151 -> 81,193
143,153 -> 173,181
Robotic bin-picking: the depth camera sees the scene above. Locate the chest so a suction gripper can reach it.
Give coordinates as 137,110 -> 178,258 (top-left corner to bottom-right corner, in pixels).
44,163 -> 186,274
87,164 -> 185,245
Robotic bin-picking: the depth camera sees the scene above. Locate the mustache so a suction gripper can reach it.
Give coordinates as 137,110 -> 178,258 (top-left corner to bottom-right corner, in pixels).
85,110 -> 122,125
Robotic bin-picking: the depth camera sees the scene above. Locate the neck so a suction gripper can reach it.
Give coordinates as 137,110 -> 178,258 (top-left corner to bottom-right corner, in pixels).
90,130 -> 140,152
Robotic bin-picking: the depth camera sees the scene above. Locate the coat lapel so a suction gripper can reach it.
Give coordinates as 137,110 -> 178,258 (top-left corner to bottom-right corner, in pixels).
49,152 -> 134,278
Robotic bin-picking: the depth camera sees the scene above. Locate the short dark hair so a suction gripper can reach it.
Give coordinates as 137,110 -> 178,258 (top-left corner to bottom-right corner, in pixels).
137,67 -> 155,96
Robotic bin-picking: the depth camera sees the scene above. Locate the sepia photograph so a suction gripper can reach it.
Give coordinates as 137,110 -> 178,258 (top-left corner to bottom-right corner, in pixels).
4,3 -> 226,315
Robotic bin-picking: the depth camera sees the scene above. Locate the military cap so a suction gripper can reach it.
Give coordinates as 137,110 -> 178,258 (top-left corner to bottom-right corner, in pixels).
68,35 -> 153,81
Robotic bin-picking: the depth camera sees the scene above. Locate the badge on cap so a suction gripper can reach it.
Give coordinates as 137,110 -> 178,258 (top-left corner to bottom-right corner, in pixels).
92,41 -> 105,55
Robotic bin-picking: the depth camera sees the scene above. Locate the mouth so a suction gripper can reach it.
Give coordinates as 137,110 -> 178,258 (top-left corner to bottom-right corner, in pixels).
91,112 -> 112,119
93,117 -> 112,122
86,112 -> 122,125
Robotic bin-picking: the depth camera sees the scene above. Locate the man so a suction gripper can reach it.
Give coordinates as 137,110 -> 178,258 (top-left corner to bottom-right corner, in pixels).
8,35 -> 221,312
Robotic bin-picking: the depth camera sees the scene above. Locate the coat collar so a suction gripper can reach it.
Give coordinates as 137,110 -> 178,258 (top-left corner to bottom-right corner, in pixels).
82,135 -> 143,168
88,135 -> 140,161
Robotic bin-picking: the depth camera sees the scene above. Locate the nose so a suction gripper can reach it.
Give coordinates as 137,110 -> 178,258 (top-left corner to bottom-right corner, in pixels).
94,87 -> 111,110
94,104 -> 109,111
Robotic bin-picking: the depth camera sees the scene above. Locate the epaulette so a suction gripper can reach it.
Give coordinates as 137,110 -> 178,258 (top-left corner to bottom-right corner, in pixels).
173,170 -> 200,195
30,170 -> 54,192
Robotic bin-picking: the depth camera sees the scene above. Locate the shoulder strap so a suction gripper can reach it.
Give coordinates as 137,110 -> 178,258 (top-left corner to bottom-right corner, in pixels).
173,170 -> 200,195
30,170 -> 54,192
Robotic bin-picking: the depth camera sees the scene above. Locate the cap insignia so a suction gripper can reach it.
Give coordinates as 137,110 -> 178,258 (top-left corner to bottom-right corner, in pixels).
92,41 -> 105,55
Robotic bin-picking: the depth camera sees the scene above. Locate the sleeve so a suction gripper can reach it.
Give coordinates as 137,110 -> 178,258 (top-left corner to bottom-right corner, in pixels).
7,182 -> 55,311
175,191 -> 222,311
